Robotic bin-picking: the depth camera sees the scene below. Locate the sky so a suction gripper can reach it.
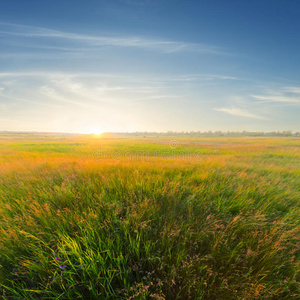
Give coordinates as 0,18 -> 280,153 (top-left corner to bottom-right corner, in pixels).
0,0 -> 299,133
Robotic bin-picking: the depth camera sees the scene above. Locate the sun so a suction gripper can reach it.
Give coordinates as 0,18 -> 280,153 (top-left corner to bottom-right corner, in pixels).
90,129 -> 103,135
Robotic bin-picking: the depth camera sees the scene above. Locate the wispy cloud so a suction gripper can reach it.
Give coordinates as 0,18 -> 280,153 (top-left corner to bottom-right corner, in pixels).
0,71 -> 183,110
251,86 -> 300,104
0,71 -> 237,81
283,86 -> 300,94
38,85 -> 88,107
214,107 -> 264,119
167,74 -> 238,82
0,22 -> 227,55
251,95 -> 300,103
0,92 -> 60,109
0,71 -> 242,110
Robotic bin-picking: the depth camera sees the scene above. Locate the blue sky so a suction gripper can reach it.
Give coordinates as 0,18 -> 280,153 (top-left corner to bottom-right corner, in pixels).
0,0 -> 299,133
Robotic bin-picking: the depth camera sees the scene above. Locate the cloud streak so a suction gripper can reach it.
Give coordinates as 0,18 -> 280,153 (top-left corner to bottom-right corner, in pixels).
214,107 -> 264,119
0,71 -> 238,86
251,86 -> 300,104
0,71 -> 184,110
283,87 -> 300,94
0,22 -> 227,55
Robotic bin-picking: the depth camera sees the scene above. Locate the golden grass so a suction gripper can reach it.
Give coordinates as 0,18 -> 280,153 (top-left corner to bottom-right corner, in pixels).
0,135 -> 299,299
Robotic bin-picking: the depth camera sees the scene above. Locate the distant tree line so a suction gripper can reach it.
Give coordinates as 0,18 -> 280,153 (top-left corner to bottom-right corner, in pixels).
111,130 -> 299,137
1,130 -> 299,137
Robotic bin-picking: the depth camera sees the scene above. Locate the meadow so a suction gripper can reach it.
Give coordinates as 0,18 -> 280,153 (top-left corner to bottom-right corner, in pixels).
0,133 -> 299,299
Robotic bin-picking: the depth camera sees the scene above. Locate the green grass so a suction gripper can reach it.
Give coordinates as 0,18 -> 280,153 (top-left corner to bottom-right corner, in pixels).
0,135 -> 299,299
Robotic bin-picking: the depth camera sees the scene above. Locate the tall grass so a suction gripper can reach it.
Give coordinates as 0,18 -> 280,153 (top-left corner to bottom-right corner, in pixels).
0,135 -> 299,299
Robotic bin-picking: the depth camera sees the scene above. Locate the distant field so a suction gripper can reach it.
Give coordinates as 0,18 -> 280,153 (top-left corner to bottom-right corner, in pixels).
0,134 -> 299,299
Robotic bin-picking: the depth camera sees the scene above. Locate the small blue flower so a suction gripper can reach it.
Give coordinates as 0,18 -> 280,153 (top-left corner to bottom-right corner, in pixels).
59,265 -> 67,269
55,257 -> 62,261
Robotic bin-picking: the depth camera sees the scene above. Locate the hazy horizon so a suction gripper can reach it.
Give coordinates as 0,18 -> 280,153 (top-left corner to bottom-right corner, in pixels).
0,129 -> 298,136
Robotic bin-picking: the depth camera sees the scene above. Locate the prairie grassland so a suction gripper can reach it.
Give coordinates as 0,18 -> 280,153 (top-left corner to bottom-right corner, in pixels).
0,134 -> 299,299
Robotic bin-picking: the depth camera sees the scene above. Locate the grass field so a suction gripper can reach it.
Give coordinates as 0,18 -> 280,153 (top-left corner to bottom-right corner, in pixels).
0,134 -> 299,299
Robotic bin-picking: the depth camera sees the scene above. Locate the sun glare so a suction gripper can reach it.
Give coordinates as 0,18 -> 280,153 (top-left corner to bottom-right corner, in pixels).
90,129 -> 103,135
